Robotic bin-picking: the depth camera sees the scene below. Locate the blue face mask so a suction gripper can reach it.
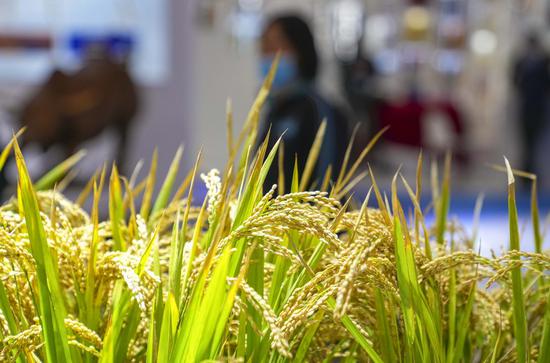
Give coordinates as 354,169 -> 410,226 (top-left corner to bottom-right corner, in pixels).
259,54 -> 298,90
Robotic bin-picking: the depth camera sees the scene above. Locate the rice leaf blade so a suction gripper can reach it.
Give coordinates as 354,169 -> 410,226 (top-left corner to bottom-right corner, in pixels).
13,140 -> 73,363
504,158 -> 528,363
140,148 -> 158,220
34,150 -> 86,191
0,128 -> 25,171
151,146 -> 183,219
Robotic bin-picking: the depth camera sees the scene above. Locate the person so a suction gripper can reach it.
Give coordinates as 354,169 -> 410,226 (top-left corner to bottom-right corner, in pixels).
341,52 -> 379,154
257,14 -> 348,192
512,32 -> 550,176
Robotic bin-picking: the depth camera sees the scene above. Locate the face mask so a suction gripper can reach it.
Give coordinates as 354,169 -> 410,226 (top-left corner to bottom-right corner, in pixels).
259,54 -> 298,90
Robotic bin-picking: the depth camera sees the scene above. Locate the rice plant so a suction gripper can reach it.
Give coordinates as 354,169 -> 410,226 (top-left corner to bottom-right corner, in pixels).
0,62 -> 548,362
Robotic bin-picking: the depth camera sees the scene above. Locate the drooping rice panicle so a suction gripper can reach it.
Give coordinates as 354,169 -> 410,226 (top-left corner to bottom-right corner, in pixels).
0,61 -> 547,363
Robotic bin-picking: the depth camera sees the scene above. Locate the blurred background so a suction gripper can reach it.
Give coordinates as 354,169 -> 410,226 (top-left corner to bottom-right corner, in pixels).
0,0 -> 549,252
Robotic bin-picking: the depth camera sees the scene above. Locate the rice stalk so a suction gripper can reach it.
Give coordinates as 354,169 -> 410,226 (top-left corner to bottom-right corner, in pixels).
0,61 -> 547,363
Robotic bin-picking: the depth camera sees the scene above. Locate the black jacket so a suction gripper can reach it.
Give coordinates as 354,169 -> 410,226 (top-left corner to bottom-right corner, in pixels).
258,84 -> 348,192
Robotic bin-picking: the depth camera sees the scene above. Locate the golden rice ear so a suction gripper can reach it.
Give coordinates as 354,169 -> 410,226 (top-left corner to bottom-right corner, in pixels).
3,56 -> 550,363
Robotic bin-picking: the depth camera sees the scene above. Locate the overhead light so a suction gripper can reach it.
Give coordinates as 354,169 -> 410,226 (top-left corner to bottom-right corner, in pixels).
331,0 -> 364,60
365,14 -> 394,50
403,6 -> 431,41
470,29 -> 497,56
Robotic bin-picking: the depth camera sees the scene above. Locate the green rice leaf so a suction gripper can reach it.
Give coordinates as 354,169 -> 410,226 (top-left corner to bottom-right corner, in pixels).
374,288 -> 397,363
299,120 -> 326,191
140,148 -> 158,220
109,165 -> 125,251
435,153 -> 451,245
538,289 -> 550,363
151,146 -> 183,219
0,279 -> 18,335
0,128 -> 25,171
156,293 -> 178,362
13,140 -> 73,363
34,150 -> 86,191
293,310 -> 323,363
504,157 -> 529,363
335,126 -> 388,195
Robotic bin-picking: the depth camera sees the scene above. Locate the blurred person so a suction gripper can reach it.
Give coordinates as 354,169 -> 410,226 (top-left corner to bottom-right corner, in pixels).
257,14 -> 349,191
512,32 -> 550,176
17,43 -> 138,173
341,52 -> 379,148
0,44 -> 137,201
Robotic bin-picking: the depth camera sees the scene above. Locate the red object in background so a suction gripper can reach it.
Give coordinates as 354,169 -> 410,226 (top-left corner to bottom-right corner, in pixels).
377,97 -> 464,142
377,95 -> 467,163
378,97 -> 425,147
429,97 -> 467,164
430,98 -> 464,136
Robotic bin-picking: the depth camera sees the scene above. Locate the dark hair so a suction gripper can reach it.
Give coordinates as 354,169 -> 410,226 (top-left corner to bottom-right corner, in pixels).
265,14 -> 319,81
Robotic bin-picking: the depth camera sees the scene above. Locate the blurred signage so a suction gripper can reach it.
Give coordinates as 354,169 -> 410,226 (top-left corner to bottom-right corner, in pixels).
67,33 -> 134,61
0,0 -> 168,85
0,34 -> 52,50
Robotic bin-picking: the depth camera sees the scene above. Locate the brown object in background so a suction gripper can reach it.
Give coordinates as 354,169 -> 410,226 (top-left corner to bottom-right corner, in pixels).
18,56 -> 139,171
0,34 -> 52,50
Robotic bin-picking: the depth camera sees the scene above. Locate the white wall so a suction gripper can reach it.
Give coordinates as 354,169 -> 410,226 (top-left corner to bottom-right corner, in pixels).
192,14 -> 258,170
127,0 -> 195,177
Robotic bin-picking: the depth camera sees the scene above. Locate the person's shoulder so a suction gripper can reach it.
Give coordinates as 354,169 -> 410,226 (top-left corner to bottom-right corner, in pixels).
275,88 -> 320,116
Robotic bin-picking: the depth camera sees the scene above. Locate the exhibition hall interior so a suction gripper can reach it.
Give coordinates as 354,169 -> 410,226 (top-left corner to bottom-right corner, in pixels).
0,0 -> 549,252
